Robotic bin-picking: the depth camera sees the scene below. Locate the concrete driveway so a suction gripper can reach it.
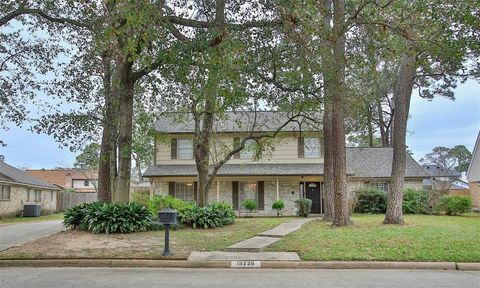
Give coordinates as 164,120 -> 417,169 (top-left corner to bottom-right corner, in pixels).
0,220 -> 64,251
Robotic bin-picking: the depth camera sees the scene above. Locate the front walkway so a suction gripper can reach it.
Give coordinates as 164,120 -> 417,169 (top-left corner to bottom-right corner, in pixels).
188,217 -> 318,261
0,220 -> 64,251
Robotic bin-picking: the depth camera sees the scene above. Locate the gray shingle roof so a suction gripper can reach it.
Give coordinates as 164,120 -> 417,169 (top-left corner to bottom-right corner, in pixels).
0,161 -> 60,190
144,147 -> 428,178
154,111 -> 322,134
347,148 -> 429,178
422,165 -> 461,178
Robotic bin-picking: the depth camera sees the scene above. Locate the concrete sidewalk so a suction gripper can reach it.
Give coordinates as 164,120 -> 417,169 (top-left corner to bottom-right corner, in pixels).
188,251 -> 300,261
223,217 -> 317,253
0,220 -> 64,251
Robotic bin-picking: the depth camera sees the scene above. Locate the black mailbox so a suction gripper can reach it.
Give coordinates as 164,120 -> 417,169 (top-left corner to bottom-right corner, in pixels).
158,207 -> 178,256
158,207 -> 178,225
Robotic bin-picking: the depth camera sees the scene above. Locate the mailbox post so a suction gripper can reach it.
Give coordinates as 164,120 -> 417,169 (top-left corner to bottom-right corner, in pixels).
158,207 -> 178,256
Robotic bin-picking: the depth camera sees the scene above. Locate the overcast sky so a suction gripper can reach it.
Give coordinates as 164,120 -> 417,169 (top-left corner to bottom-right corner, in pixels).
0,80 -> 479,169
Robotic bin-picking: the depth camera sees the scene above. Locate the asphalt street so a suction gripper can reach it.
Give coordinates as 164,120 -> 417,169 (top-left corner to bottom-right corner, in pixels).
0,267 -> 478,288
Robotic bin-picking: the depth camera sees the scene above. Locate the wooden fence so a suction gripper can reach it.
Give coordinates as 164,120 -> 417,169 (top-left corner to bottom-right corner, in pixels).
57,192 -> 97,211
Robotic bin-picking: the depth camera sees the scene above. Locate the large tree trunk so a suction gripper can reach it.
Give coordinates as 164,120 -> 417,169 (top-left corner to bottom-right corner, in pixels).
323,102 -> 335,221
97,53 -> 112,203
194,84 -> 217,207
113,55 -> 134,203
384,40 -> 417,225
321,0 -> 334,222
331,0 -> 351,226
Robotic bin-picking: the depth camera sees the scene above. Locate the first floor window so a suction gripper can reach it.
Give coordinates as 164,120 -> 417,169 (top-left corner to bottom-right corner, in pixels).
84,180 -> 89,187
239,181 -> 257,209
0,185 -> 11,200
50,191 -> 54,202
34,189 -> 41,202
175,182 -> 195,201
368,181 -> 389,192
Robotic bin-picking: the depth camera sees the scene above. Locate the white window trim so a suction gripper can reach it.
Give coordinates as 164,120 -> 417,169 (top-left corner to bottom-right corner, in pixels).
304,137 -> 321,158
174,182 -> 195,202
239,181 -> 258,211
240,139 -> 256,159
177,138 -> 194,160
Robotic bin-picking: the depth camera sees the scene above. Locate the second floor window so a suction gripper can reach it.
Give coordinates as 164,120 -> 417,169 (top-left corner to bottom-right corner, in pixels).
177,138 -> 193,159
240,139 -> 256,159
304,137 -> 321,158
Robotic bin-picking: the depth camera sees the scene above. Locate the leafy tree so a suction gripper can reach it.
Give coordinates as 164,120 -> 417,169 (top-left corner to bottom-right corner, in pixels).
74,143 -> 100,170
420,145 -> 472,172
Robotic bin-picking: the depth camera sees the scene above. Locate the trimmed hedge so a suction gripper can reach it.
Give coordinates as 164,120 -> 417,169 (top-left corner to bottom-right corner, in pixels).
354,188 -> 387,214
435,195 -> 472,215
403,188 -> 429,214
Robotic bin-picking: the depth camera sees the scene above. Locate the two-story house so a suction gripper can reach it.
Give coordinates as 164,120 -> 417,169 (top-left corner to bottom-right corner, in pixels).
26,169 -> 98,193
144,112 -> 428,216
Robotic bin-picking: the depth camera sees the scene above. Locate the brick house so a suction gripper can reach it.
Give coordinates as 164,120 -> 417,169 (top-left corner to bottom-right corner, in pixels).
467,131 -> 480,208
0,156 -> 60,217
144,112 -> 428,216
26,169 -> 98,193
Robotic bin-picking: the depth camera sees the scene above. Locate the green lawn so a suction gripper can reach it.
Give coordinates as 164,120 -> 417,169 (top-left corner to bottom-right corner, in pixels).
0,213 -> 64,225
268,213 -> 480,262
0,217 -> 296,259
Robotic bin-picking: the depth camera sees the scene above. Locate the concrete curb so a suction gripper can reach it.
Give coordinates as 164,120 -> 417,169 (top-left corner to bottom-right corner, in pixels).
1,259 -> 477,270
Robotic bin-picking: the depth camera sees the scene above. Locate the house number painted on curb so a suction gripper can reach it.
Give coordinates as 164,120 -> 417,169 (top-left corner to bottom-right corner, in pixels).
231,260 -> 261,268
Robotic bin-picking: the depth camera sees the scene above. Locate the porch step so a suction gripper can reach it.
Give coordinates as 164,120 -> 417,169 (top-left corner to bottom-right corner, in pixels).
188,251 -> 300,261
225,236 -> 281,252
258,218 -> 316,238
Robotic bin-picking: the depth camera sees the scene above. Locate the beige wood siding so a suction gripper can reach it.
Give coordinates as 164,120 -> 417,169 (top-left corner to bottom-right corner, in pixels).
155,133 -> 323,165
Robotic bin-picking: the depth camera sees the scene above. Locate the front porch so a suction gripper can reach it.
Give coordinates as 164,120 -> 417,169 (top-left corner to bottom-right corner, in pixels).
149,176 -> 325,216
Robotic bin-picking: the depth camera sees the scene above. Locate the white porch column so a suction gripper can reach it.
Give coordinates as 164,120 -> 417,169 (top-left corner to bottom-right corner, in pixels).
216,180 -> 220,201
150,180 -> 155,200
276,179 -> 280,200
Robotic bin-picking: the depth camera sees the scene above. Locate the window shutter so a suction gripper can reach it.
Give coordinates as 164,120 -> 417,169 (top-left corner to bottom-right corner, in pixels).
232,181 -> 239,210
233,138 -> 240,159
194,181 -> 198,203
298,136 -> 304,158
257,181 -> 265,210
168,182 -> 175,197
171,138 -> 177,159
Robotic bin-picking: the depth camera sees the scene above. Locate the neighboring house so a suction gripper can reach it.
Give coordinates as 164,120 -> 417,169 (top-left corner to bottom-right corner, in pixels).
144,112 -> 428,216
466,131 -> 480,207
422,164 -> 466,192
26,169 -> 98,193
0,155 -> 60,217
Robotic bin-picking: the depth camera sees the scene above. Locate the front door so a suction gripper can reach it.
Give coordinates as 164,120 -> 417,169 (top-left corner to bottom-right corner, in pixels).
305,182 -> 321,214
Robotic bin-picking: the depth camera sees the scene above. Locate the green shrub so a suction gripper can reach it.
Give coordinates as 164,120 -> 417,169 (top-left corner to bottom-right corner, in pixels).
403,188 -> 429,214
295,198 -> 312,217
242,199 -> 257,214
354,188 -> 387,214
181,202 -> 236,229
130,191 -> 150,206
435,195 -> 472,216
148,195 -> 194,218
63,203 -> 90,230
63,202 -> 153,234
272,199 -> 285,216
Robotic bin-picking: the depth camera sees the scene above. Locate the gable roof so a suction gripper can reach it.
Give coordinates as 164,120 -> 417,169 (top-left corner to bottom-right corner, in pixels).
144,147 -> 428,179
25,169 -> 98,188
346,147 -> 428,178
154,111 -> 322,134
467,131 -> 480,182
422,165 -> 461,178
0,161 -> 60,190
